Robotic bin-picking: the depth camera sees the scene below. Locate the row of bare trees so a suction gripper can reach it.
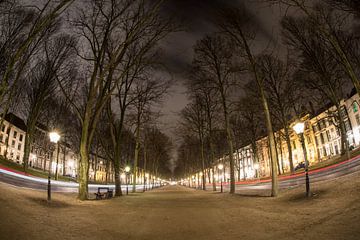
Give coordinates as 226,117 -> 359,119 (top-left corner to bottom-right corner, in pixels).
0,0 -> 175,200
176,0 -> 360,196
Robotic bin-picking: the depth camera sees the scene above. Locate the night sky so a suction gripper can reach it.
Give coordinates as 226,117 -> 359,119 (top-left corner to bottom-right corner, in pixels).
157,0 -> 284,138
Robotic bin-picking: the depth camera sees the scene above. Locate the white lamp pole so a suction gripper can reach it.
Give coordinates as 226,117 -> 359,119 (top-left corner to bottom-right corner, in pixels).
48,131 -> 60,201
125,166 -> 130,195
218,163 -> 224,193
293,121 -> 311,197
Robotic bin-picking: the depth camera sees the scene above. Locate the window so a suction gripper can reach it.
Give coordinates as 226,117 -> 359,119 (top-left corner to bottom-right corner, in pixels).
13,131 -> 17,139
336,128 -> 340,137
17,144 -> 21,151
6,128 -> 10,135
353,102 -> 358,113
313,125 -> 318,132
315,135 -> 319,145
0,134 -> 3,143
12,140 -> 15,147
326,130 -> 331,141
19,134 -> 23,142
340,106 -> 347,119
320,133 -> 325,144
323,146 -> 327,157
334,144 -> 339,155
344,120 -> 352,132
331,128 -> 336,139
306,136 -> 312,144
292,141 -> 296,149
1,125 -> 5,132
356,114 -> 360,126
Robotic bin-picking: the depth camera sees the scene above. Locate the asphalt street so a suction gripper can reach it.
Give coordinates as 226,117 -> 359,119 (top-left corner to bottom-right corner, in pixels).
1,155 -> 360,194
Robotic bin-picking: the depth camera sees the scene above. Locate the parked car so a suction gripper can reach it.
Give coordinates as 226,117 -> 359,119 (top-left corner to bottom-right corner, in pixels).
294,162 -> 305,171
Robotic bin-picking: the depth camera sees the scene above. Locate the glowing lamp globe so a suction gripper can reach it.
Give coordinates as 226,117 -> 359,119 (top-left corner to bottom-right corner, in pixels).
124,166 -> 130,173
293,122 -> 305,134
218,163 -> 224,170
49,132 -> 60,143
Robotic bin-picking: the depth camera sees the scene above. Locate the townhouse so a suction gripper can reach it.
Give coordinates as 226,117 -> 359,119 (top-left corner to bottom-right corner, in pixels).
203,91 -> 360,184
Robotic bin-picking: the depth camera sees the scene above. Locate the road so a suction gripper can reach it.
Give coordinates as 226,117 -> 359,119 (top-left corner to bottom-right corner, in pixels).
0,167 -> 156,193
208,154 -> 360,193
1,154 -> 360,194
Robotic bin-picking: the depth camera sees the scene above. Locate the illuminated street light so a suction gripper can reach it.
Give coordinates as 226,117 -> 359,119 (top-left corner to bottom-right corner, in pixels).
293,121 -> 311,197
125,166 -> 130,195
48,131 -> 61,202
49,132 -> 60,144
218,163 -> 224,193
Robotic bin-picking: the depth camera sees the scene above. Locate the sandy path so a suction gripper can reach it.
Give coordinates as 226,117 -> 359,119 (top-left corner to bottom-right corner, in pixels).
1,173 -> 360,240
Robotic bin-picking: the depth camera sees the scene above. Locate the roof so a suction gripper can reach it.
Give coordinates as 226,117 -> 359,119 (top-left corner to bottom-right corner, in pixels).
4,113 -> 27,132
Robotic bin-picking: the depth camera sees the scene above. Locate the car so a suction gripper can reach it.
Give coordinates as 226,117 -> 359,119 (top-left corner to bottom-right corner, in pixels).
295,162 -> 305,171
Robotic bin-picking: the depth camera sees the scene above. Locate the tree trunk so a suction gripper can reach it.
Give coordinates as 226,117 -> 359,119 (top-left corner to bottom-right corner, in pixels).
23,132 -> 32,172
212,167 -> 216,191
200,136 -> 206,190
62,145 -> 66,176
261,89 -> 279,196
78,118 -> 90,200
220,92 -> 235,194
337,104 -> 350,159
132,121 -> 140,193
113,143 -> 123,196
284,126 -> 294,174
278,136 -> 285,174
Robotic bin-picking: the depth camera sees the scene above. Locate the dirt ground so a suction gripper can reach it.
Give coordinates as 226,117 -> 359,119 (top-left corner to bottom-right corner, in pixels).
1,172 -> 360,240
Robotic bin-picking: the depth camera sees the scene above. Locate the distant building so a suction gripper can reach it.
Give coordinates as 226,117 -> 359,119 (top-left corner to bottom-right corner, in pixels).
0,113 -> 26,164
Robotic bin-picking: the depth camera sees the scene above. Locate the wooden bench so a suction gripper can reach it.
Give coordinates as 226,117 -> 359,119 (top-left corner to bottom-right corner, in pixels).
94,187 -> 113,200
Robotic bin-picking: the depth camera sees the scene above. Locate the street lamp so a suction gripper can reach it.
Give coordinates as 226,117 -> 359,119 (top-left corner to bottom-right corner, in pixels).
125,166 -> 130,195
293,121 -> 311,197
145,173 -> 150,191
218,163 -> 224,193
48,131 -> 60,201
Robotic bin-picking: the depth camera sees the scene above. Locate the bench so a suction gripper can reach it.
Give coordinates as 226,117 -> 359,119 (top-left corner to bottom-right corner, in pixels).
94,187 -> 113,200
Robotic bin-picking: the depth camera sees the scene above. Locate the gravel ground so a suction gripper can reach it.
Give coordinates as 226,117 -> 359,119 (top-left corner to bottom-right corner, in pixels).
0,172 -> 360,240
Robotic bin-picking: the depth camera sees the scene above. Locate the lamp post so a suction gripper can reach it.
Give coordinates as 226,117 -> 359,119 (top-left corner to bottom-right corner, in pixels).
48,132 -> 60,201
125,166 -> 130,195
293,121 -> 311,197
218,163 -> 224,193
145,173 -> 149,191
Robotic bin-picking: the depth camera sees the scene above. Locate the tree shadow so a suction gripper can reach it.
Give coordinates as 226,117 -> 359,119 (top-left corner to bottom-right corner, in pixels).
284,189 -> 326,203
26,197 -> 71,208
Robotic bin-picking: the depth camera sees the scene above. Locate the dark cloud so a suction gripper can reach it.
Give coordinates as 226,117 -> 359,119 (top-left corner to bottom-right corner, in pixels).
155,1 -> 283,139
157,0 -> 278,74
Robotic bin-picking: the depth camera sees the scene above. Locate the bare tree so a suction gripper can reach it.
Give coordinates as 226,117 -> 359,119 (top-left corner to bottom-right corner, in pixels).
218,7 -> 279,196
179,97 -> 207,190
270,1 -> 360,95
192,34 -> 238,193
257,54 -> 298,174
21,34 -> 75,172
282,15 -> 351,158
185,72 -> 221,191
0,0 -> 74,117
61,0 -> 171,200
128,77 -> 170,193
